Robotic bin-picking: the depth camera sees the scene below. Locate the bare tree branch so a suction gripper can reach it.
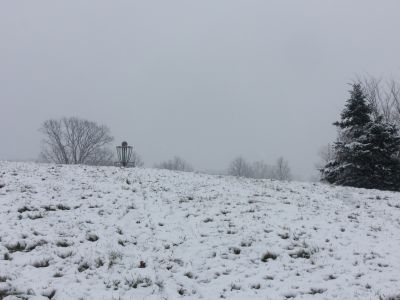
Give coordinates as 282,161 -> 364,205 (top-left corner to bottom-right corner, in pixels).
356,75 -> 400,124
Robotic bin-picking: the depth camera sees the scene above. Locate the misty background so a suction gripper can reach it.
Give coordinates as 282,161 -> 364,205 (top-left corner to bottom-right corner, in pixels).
1,1 -> 400,180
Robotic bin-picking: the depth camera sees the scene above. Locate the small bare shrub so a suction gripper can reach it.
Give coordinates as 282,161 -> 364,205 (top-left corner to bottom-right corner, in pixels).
108,251 -> 123,268
261,252 -> 278,262
289,249 -> 311,259
308,288 -> 326,295
56,204 -> 70,211
125,276 -> 152,289
56,240 -> 73,247
95,257 -> 104,268
178,287 -> 187,295
53,272 -> 63,278
42,289 -> 56,299
230,284 -> 241,291
57,250 -> 73,259
251,283 -> 261,289
28,213 -> 44,220
18,206 -> 35,213
86,233 -> 99,242
26,239 -> 47,252
32,258 -> 50,268
230,247 -> 241,255
5,241 -> 26,253
78,262 -> 90,272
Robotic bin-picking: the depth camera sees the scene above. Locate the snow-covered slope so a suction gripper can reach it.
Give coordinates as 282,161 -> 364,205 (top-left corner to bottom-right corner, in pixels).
1,162 -> 400,300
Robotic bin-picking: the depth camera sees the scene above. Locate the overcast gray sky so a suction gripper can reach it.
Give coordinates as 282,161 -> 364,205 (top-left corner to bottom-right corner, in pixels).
1,1 -> 400,179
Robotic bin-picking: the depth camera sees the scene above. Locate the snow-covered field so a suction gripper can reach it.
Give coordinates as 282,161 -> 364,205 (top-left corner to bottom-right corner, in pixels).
1,162 -> 400,300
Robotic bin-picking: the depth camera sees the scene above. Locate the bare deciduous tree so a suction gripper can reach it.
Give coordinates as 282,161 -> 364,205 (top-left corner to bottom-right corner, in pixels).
228,156 -> 252,177
155,156 -> 193,172
274,157 -> 292,181
356,75 -> 400,124
40,117 -> 114,165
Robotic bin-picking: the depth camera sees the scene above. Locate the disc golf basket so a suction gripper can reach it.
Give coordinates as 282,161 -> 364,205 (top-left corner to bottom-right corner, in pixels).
116,141 -> 134,167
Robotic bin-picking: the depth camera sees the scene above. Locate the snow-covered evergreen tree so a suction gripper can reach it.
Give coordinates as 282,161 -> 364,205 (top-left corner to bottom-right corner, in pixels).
322,84 -> 400,191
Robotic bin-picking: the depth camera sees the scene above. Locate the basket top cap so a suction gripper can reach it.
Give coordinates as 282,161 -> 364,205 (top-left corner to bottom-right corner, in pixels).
117,141 -> 132,148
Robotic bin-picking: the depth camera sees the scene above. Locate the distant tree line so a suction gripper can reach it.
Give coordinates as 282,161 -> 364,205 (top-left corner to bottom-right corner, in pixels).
38,117 -> 293,181
320,77 -> 400,191
154,156 -> 193,172
228,156 -> 292,181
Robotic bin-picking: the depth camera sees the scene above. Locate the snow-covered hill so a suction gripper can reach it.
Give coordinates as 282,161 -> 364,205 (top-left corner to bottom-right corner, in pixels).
1,162 -> 400,300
